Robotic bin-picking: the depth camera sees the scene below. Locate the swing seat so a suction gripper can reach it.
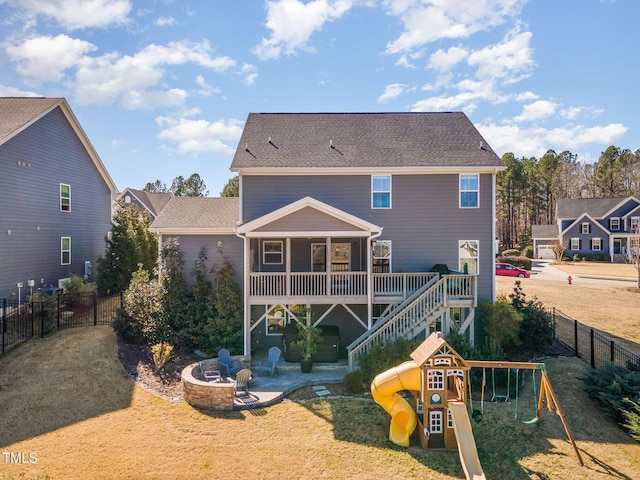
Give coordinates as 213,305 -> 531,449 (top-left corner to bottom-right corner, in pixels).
523,416 -> 539,425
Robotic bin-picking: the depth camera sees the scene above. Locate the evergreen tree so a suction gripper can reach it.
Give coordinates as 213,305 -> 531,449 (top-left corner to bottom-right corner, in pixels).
221,175 -> 239,197
96,202 -> 158,294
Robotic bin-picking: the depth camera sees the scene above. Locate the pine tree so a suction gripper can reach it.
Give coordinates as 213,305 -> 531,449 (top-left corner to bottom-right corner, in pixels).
96,202 -> 158,294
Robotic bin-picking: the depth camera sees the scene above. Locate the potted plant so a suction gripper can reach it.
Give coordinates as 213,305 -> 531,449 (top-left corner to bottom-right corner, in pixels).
291,316 -> 323,373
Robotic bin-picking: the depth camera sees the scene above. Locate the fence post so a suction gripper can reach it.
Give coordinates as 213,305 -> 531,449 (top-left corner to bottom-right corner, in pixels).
590,329 -> 595,369
93,293 -> 98,326
57,293 -> 61,330
2,298 -> 5,354
610,340 -> 615,365
574,319 -> 579,356
31,300 -> 34,339
41,301 -> 45,338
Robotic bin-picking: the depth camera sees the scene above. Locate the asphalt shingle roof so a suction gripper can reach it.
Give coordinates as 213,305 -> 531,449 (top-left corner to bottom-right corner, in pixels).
0,97 -> 63,144
120,188 -> 172,217
230,112 -> 504,170
556,197 -> 633,219
531,224 -> 558,239
150,197 -> 239,231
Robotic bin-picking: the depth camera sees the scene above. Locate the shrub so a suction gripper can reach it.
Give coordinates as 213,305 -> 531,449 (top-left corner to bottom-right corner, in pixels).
508,281 -> 553,358
497,255 -> 532,270
123,266 -> 169,343
152,342 -> 173,370
521,245 -> 534,259
343,370 -> 367,394
112,308 -> 145,344
623,399 -> 640,441
501,249 -> 520,257
357,337 -> 420,385
478,299 -> 522,358
583,362 -> 640,426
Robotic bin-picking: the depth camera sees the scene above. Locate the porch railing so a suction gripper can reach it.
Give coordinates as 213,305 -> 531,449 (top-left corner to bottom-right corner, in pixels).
249,272 -> 368,298
248,271 -> 439,300
347,274 -> 476,369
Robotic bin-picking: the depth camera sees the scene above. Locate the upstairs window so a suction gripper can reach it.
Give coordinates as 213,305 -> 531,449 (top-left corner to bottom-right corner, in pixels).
60,184 -> 71,211
427,369 -> 445,390
459,174 -> 479,208
61,237 -> 71,265
610,217 -> 620,230
581,222 -> 590,234
372,175 -> 391,209
631,217 -> 639,233
372,240 -> 391,273
263,240 -> 283,265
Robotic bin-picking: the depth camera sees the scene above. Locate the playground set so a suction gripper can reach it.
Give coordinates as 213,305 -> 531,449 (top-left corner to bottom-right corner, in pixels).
371,332 -> 583,480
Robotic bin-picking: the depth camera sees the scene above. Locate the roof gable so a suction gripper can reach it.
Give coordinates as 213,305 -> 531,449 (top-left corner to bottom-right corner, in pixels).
118,188 -> 172,217
237,196 -> 382,237
230,112 -> 504,172
561,213 -> 610,236
410,332 -> 468,368
0,97 -> 117,193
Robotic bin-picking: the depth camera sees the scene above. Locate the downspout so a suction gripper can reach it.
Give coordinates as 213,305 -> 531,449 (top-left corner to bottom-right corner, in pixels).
367,229 -> 383,330
491,172 -> 497,302
235,229 -> 250,357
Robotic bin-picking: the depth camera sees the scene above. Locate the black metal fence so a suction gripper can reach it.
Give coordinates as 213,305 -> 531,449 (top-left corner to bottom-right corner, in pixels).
1,292 -> 122,356
551,307 -> 640,372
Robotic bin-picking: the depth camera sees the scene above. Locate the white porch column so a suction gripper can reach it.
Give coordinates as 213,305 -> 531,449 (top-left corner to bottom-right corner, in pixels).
326,237 -> 332,295
286,237 -> 291,296
609,236 -> 614,262
241,234 -> 251,356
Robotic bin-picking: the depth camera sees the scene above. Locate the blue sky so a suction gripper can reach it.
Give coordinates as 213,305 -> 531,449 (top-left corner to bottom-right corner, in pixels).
1,0 -> 637,196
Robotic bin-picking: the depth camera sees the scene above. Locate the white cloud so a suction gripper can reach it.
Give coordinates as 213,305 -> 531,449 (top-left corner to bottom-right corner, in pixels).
378,83 -> 406,103
428,46 -> 469,72
154,16 -> 176,27
478,122 -> 628,158
71,40 -> 235,108
6,34 -> 97,82
383,0 -> 526,54
155,116 -> 244,155
514,99 -> 558,122
467,25 -> 534,81
15,0 -> 132,30
253,0 -> 354,60
239,63 -> 258,86
0,84 -> 41,97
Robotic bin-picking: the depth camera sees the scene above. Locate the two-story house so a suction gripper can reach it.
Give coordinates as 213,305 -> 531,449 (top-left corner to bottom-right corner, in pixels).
0,97 -> 117,301
115,188 -> 172,222
532,196 -> 640,262
151,112 -> 505,367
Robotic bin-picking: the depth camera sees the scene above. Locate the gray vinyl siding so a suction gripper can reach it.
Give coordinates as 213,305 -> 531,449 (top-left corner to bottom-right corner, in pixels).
163,234 -> 244,289
242,173 -> 495,300
564,220 -> 609,256
0,106 -> 113,299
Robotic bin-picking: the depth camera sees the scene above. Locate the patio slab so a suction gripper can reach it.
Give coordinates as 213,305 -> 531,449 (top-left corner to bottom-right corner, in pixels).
232,359 -> 348,410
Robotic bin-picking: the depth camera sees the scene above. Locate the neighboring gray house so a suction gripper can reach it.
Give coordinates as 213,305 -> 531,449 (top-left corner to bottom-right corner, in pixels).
0,97 -> 117,301
532,196 -> 640,262
151,112 -> 505,365
115,188 -> 172,221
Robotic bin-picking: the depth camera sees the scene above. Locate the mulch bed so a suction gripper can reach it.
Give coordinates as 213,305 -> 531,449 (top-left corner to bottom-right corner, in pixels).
116,338 -> 573,403
115,340 -> 355,402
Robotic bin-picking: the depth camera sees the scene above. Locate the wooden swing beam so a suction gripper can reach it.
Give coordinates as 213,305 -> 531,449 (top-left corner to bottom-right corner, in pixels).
465,360 -> 584,467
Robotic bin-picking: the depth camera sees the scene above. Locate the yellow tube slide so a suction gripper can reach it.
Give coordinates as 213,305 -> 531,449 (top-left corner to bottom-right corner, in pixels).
370,360 -> 422,447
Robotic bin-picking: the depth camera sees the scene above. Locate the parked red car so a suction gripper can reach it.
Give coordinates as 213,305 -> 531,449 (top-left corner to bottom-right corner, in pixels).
495,262 -> 530,278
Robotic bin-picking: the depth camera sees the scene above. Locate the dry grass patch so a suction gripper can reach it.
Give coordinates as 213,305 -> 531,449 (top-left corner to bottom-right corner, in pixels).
497,276 -> 640,354
1,327 -> 640,479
